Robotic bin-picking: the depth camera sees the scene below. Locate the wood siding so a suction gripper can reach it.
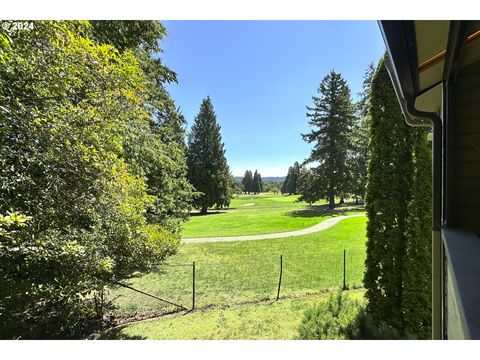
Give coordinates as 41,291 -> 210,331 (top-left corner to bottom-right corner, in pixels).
453,60 -> 480,233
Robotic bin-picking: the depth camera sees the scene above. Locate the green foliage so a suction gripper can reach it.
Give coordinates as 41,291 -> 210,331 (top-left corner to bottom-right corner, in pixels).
302,70 -> 355,209
282,162 -> 301,195
403,129 -> 432,339
242,170 -> 253,193
0,21 -> 186,339
187,97 -> 233,213
297,291 -> 364,339
364,56 -> 432,338
364,56 -> 412,331
349,64 -> 374,203
297,168 -> 321,205
297,290 -> 406,340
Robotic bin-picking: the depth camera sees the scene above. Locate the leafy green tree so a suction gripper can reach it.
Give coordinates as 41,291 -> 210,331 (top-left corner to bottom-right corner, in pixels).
242,170 -> 253,194
187,97 -> 233,214
0,21 -> 182,338
89,20 -> 195,235
364,57 -> 413,332
302,70 -> 355,209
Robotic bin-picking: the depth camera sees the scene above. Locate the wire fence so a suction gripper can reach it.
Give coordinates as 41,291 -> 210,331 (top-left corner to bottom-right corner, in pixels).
105,248 -> 366,322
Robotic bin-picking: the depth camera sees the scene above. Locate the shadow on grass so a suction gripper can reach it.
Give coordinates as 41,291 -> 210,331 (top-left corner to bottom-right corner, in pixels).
288,203 -> 365,219
190,210 -> 230,217
95,325 -> 147,340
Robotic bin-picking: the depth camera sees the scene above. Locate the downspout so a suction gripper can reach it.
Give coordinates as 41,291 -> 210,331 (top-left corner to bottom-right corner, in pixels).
405,104 -> 443,341
385,57 -> 444,340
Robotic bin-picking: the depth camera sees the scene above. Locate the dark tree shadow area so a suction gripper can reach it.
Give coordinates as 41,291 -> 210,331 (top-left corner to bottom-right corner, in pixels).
288,203 -> 365,219
95,325 -> 147,340
190,210 -> 230,217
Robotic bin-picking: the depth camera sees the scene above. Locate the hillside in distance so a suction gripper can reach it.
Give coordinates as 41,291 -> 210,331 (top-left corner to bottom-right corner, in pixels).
234,176 -> 285,183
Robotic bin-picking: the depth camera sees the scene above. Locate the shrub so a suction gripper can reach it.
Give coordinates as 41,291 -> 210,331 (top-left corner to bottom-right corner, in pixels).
297,291 -> 363,340
297,291 -> 407,340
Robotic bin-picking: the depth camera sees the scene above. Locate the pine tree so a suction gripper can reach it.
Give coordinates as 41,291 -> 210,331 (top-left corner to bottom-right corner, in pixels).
258,173 -> 263,193
302,70 -> 355,209
251,170 -> 261,194
403,128 -> 432,338
242,170 -> 253,194
364,57 -> 413,331
286,161 -> 301,194
297,168 -> 321,205
349,64 -> 374,204
281,167 -> 293,194
187,97 -> 233,214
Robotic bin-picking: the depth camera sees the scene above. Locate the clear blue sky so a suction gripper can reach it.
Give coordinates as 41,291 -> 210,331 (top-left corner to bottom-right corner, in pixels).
160,21 -> 385,177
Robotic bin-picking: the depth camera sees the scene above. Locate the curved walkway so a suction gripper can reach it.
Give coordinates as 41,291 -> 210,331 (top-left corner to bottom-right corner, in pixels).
182,214 -> 365,244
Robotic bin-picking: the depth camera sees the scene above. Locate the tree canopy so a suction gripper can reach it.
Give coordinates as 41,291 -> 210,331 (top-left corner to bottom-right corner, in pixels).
0,20 -> 192,339
301,70 -> 355,209
186,97 -> 233,214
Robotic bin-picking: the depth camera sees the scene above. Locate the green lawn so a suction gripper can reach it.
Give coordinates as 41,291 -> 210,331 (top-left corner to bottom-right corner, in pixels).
182,193 -> 364,238
105,216 -> 367,322
98,289 -> 365,340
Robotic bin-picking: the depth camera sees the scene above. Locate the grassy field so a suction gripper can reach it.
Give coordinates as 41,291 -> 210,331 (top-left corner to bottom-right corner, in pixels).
105,216 -> 367,321
182,193 -> 363,238
100,194 -> 367,340
98,289 -> 365,340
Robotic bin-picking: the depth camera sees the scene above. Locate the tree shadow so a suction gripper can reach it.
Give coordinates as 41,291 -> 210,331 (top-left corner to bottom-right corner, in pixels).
190,210 -> 229,217
288,203 -> 365,219
95,325 -> 147,340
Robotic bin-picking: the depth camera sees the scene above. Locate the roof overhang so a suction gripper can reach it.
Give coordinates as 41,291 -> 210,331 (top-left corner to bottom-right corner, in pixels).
379,20 -> 480,124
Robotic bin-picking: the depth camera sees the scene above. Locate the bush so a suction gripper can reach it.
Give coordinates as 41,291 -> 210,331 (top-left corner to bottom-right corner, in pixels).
297,291 -> 407,340
297,291 -> 363,340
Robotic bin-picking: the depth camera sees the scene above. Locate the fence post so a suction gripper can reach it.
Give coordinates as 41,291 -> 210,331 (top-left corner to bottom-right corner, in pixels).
343,249 -> 347,290
276,255 -> 283,301
192,261 -> 196,310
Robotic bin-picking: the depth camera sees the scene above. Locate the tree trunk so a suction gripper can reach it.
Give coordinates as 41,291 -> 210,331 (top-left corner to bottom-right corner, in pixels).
200,205 -> 208,215
328,195 -> 335,210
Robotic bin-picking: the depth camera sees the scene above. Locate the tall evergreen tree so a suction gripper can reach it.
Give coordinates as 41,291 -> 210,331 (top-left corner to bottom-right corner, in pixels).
258,173 -> 263,193
349,64 -> 374,204
242,170 -> 253,194
252,170 -> 261,194
302,70 -> 355,209
297,168 -> 321,205
403,128 -> 432,338
187,97 -> 233,214
286,161 -> 301,194
364,57 -> 413,331
281,167 -> 293,194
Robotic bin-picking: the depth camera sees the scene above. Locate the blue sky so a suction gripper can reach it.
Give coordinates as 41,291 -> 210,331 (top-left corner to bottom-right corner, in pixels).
160,21 -> 385,176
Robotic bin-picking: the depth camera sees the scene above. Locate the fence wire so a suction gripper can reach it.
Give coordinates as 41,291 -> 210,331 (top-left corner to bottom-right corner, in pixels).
106,249 -> 366,321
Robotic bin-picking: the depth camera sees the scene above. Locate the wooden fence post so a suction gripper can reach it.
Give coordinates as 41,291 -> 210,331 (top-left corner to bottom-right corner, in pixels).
276,255 -> 283,301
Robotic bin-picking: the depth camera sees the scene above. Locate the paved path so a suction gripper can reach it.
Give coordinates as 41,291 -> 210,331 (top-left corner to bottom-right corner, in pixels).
182,214 -> 365,244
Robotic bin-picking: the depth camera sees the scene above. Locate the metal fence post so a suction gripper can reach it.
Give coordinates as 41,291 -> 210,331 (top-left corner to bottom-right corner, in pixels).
343,249 -> 347,290
276,255 -> 283,301
192,261 -> 196,310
